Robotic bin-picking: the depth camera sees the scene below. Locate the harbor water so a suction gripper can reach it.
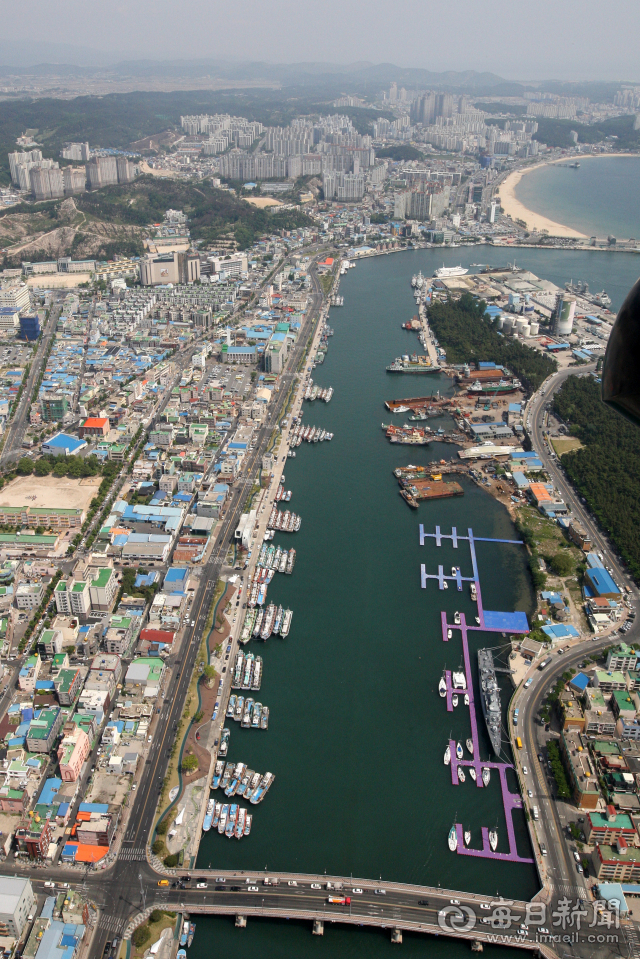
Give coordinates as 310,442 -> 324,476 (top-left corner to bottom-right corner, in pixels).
514,155 -> 640,241
193,247 -> 640,956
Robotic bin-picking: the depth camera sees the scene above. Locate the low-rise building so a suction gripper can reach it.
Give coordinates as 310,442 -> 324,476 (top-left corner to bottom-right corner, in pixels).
53,667 -> 83,706
593,670 -> 628,693
18,655 -> 41,692
0,876 -> 36,937
57,726 -> 90,782
591,838 -> 640,882
15,582 -> 44,610
26,707 -> 63,753
560,729 -> 601,809
607,644 -> 639,672
585,807 -> 639,847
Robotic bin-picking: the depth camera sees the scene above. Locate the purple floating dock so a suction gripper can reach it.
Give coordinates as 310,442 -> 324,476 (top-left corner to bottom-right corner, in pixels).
423,526 -> 534,864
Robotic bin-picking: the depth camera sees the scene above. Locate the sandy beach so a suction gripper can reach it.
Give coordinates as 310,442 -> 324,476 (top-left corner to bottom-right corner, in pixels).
498,159 -> 587,238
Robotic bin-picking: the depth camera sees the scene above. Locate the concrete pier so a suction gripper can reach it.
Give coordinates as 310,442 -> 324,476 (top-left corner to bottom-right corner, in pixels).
313,919 -> 324,935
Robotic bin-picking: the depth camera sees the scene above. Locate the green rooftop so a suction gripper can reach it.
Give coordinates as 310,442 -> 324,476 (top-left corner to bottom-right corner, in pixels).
93,568 -> 114,588
589,811 -> 634,830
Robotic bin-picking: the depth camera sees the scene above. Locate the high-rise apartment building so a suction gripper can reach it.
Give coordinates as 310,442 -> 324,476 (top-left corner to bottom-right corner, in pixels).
30,165 -> 64,200
87,155 -> 118,190
62,166 -> 86,195
61,142 -> 90,162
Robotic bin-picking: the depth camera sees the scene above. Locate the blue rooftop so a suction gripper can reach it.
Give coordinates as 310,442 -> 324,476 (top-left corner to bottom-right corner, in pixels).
585,567 -> 621,596
483,610 -> 529,632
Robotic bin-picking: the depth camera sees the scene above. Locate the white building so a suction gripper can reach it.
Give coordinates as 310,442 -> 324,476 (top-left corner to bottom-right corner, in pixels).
0,876 -> 35,938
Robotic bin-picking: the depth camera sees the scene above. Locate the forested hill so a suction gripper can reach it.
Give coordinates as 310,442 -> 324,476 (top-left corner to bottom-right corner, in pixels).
553,375 -> 640,581
427,294 -> 556,392
75,177 -> 312,249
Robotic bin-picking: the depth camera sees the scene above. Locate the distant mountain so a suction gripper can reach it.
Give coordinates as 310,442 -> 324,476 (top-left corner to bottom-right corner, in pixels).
0,51 -> 519,93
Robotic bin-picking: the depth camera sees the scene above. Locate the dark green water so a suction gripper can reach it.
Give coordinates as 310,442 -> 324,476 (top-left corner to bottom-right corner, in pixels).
192,248 -> 640,957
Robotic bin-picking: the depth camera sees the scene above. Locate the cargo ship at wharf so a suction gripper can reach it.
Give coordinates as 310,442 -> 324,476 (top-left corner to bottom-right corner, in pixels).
395,466 -> 464,509
387,353 -> 442,374
381,423 -> 466,446
385,392 -> 452,415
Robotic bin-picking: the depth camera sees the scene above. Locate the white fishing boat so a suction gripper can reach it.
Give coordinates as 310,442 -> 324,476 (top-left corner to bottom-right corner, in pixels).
489,829 -> 498,851
444,745 -> 451,765
482,767 -> 490,787
448,825 -> 458,851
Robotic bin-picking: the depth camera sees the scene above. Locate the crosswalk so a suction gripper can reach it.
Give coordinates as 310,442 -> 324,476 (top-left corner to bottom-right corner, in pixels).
118,847 -> 146,861
622,920 -> 640,959
98,914 -> 126,934
551,882 -> 585,897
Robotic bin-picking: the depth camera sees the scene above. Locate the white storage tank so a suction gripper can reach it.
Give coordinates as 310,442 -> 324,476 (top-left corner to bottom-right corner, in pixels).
515,318 -> 530,336
495,314 -> 505,330
529,321 -> 540,336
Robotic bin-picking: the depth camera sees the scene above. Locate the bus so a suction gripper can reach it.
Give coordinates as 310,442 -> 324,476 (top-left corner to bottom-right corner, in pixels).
328,897 -> 351,905
538,658 -> 551,670
516,737 -> 523,749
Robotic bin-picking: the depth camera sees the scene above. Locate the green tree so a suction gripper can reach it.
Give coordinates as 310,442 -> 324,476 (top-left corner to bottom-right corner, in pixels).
132,925 -> 151,948
182,754 -> 198,773
34,457 -> 52,476
156,818 -> 169,835
550,552 -> 575,577
16,457 -> 34,475
163,853 -> 179,868
149,909 -> 164,923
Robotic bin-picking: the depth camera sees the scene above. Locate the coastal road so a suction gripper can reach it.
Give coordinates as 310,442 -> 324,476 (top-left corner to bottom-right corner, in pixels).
527,364 -> 638,606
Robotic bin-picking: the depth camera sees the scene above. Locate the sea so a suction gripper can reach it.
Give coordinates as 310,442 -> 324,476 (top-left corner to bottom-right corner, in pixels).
515,155 -> 640,241
189,247 -> 640,959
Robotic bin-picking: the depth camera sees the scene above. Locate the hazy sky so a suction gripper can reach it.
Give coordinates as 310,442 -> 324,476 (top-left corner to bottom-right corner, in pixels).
5,0 -> 640,81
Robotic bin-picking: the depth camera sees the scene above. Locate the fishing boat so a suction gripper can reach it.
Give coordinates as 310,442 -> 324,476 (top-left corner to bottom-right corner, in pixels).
178,952 -> 187,959
466,738 -> 474,755
252,702 -> 262,728
260,705 -> 269,730
244,813 -> 252,836
212,760 -> 224,789
482,767 -> 490,787
187,923 -> 195,947
458,768 -> 466,783
180,921 -> 189,947
219,728 -> 229,757
444,744 -> 451,765
203,799 -> 215,832
251,656 -> 262,690
218,804 -> 229,834
489,829 -> 498,851
448,825 -> 458,851
280,609 -> 293,637
234,696 -> 244,722
226,695 -> 237,719
452,694 -> 458,707
438,675 -> 447,697
235,807 -> 246,840
225,804 -> 238,838
469,767 -> 477,782
212,802 -> 221,829
456,742 -> 463,760
242,698 -> 253,728
464,830 -> 471,846
470,582 -> 477,601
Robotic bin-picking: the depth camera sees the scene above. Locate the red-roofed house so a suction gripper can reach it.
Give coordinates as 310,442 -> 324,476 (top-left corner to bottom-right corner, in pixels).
79,417 -> 109,438
139,628 -> 175,645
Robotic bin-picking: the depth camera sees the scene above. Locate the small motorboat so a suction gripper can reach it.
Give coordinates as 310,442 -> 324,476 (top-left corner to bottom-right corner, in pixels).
447,628 -> 452,639
458,768 -> 466,783
466,738 -> 474,755
444,745 -> 451,765
439,675 -> 447,697
452,694 -> 458,707
475,616 -> 481,625
464,693 -> 469,706
464,831 -> 471,846
482,767 -> 490,787
454,611 -> 461,625
456,742 -> 463,760
489,829 -> 498,851
469,767 -> 477,782
448,825 -> 458,851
